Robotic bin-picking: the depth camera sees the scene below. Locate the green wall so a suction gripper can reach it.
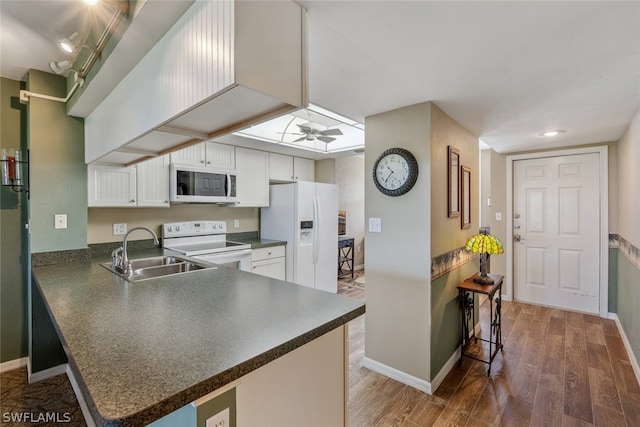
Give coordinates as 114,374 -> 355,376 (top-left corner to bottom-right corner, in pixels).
0,77 -> 29,363
27,70 -> 87,253
616,251 -> 640,362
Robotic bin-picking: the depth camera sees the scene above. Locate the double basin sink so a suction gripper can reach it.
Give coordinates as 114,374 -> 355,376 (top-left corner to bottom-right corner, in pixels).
101,255 -> 216,282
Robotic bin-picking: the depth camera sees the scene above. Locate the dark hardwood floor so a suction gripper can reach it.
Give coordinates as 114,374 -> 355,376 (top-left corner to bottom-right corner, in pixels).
337,271 -> 640,426
1,270 -> 637,426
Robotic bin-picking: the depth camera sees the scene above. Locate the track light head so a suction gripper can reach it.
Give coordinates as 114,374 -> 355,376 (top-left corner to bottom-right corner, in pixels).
49,60 -> 73,75
59,32 -> 80,53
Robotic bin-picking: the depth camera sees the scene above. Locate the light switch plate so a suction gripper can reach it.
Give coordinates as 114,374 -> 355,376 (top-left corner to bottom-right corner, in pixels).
368,218 -> 381,233
233,219 -> 240,229
113,223 -> 127,235
495,212 -> 502,221
54,214 -> 67,229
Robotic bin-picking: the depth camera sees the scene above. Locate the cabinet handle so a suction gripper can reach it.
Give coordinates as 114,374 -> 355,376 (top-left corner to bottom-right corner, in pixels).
164,200 -> 169,203
200,160 -> 205,164
130,199 -> 135,203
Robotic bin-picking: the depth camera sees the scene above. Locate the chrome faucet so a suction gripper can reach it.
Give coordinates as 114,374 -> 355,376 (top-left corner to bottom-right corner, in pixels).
112,226 -> 160,275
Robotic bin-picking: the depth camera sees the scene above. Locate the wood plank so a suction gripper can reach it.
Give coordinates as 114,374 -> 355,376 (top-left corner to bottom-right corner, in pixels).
544,333 -> 565,361
499,395 -> 533,426
601,318 -> 620,337
547,316 -> 566,336
619,392 -> 640,425
530,387 -> 563,427
520,334 -> 545,367
583,313 -> 601,325
538,357 -> 564,395
372,386 -> 426,427
566,311 -> 585,329
610,358 -> 640,396
604,333 -> 630,362
592,404 -> 626,427
564,346 -> 594,423
566,326 -> 587,350
562,413 -> 594,426
510,361 -> 541,404
584,321 -> 607,346
585,341 -> 611,372
588,367 -> 622,412
402,400 -> 445,427
469,378 -> 510,425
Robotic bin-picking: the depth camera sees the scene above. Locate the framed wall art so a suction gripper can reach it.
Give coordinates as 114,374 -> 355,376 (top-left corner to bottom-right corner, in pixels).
448,146 -> 460,217
461,165 -> 471,229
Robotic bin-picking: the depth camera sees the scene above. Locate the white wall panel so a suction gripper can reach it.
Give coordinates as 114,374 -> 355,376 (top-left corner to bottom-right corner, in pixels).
86,0 -> 234,163
559,249 -> 581,291
525,247 -> 545,286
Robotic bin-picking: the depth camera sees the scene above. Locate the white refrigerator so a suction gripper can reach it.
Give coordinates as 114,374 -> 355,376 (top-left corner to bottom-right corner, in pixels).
261,182 -> 339,293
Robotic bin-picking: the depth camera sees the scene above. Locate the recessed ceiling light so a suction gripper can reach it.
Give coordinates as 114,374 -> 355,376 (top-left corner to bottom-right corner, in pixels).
540,130 -> 565,137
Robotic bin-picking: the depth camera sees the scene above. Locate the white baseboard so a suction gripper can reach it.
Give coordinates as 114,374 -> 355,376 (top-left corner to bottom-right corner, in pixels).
608,312 -> 640,385
362,357 -> 433,394
28,363 -> 67,384
0,357 -> 27,374
66,365 -> 96,427
430,346 -> 461,393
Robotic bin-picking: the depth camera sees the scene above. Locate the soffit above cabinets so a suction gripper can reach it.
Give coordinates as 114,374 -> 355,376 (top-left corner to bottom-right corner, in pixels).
85,0 -> 307,167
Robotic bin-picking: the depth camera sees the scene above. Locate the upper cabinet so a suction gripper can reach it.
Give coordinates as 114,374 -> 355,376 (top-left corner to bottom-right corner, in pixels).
171,142 -> 235,169
269,153 -> 315,182
85,0 -> 307,166
88,155 -> 170,208
233,148 -> 269,207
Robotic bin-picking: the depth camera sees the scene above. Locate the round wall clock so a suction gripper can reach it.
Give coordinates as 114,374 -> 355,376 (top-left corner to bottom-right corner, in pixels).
372,147 -> 419,196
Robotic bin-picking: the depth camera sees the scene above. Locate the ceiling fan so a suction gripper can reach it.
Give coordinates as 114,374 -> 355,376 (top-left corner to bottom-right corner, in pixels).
283,123 -> 344,143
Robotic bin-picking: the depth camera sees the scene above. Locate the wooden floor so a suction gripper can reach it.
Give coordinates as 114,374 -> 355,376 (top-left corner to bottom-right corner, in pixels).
337,274 -> 640,427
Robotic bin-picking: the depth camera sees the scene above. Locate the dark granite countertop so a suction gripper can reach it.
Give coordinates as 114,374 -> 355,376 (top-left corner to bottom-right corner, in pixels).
226,233 -> 286,249
32,249 -> 364,427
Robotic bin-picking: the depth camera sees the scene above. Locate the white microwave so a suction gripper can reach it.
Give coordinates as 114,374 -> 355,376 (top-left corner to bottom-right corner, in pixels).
170,163 -> 238,203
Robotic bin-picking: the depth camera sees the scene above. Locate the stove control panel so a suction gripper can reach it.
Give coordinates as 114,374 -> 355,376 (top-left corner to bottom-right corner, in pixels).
163,221 -> 227,238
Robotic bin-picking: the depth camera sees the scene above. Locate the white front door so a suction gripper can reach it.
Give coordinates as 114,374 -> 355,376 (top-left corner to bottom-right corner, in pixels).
513,153 -> 601,314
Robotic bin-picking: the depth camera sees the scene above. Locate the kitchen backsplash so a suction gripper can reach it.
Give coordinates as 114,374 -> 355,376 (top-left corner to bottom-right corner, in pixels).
87,204 -> 259,244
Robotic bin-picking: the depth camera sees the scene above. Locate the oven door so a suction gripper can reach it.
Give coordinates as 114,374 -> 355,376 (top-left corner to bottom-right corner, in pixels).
192,249 -> 252,272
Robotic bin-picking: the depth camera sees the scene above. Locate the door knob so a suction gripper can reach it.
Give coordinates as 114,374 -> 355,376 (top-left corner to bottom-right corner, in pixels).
514,234 -> 526,242
514,224 -> 521,230
514,213 -> 520,219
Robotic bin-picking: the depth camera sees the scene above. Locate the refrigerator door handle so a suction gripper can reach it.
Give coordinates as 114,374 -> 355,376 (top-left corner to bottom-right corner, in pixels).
312,195 -> 320,264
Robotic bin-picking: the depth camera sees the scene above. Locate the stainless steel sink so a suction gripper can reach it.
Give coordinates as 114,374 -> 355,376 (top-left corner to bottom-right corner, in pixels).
101,255 -> 216,282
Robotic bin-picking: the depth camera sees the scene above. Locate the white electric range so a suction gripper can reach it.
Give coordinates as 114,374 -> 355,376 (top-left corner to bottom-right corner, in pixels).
162,221 -> 252,271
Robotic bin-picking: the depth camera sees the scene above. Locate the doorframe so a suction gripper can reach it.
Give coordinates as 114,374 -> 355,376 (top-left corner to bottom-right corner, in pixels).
505,146 -> 609,317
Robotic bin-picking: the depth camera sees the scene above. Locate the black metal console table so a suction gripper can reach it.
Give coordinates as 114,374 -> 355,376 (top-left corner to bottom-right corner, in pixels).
338,237 -> 354,279
457,273 -> 504,376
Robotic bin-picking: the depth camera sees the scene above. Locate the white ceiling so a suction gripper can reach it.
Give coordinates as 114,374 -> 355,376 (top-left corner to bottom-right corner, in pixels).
2,0 -> 639,155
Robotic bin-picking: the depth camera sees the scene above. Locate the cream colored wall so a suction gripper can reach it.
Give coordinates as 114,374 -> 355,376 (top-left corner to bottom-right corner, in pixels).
335,156 -> 365,267
364,102 -> 431,382
617,109 -> 640,247
315,159 -> 336,184
88,205 -> 258,243
430,105 -> 479,257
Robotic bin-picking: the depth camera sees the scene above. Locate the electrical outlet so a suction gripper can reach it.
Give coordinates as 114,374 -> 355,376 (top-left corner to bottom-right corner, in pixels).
233,219 -> 240,229
357,245 -> 361,253
206,407 -> 229,427
54,214 -> 67,229
113,223 -> 127,235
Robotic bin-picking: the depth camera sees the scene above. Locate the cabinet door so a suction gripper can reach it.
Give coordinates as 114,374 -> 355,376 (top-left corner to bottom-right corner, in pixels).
88,165 -> 137,207
234,148 -> 269,207
170,143 -> 206,166
205,142 -> 235,169
252,258 -> 286,280
136,155 -> 170,207
293,157 -> 314,181
269,153 -> 294,182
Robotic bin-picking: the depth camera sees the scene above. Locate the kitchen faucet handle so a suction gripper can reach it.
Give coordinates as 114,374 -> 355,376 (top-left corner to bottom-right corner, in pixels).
111,246 -> 124,268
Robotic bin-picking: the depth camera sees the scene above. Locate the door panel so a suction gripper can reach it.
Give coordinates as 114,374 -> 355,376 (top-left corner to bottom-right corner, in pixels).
514,153 -> 600,314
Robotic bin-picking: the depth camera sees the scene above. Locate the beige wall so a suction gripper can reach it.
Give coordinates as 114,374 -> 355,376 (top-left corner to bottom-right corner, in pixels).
88,205 -> 258,243
335,156 -> 365,267
430,105 -> 479,257
314,158 -> 335,184
364,102 -> 432,382
616,109 -> 640,247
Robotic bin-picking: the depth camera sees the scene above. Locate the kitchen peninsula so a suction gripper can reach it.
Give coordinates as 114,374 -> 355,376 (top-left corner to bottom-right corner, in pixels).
31,250 -> 364,426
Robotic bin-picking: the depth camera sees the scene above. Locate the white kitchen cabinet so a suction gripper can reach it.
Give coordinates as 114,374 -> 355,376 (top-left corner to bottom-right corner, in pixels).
293,157 -> 315,181
136,155 -> 170,207
234,147 -> 269,207
269,153 -> 314,182
171,142 -> 235,169
88,165 -> 137,207
251,246 -> 286,280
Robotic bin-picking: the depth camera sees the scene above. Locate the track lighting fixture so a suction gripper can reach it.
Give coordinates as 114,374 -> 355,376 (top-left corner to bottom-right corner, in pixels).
49,60 -> 74,75
59,32 -> 81,54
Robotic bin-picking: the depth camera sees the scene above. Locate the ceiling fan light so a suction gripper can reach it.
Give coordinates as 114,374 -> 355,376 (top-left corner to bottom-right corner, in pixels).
49,60 -> 73,75
59,32 -> 80,53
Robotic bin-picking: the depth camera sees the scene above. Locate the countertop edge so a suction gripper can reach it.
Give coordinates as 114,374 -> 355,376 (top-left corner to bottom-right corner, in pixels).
100,304 -> 365,427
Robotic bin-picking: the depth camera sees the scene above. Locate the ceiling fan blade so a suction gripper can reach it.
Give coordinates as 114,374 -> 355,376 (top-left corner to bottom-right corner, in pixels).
319,128 -> 343,136
296,124 -> 313,133
293,136 -> 307,142
317,136 -> 336,143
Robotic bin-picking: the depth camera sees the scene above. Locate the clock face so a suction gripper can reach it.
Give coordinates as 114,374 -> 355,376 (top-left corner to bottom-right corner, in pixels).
372,148 -> 419,196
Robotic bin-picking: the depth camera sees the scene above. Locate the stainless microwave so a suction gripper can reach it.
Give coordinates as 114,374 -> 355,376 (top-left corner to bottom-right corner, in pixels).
170,163 -> 237,203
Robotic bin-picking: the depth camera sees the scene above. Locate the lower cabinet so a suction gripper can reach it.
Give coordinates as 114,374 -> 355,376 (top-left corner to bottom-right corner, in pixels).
251,246 -> 285,280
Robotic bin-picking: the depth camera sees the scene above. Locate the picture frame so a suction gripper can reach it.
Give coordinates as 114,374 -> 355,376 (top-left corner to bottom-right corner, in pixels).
448,146 -> 460,217
461,165 -> 471,229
